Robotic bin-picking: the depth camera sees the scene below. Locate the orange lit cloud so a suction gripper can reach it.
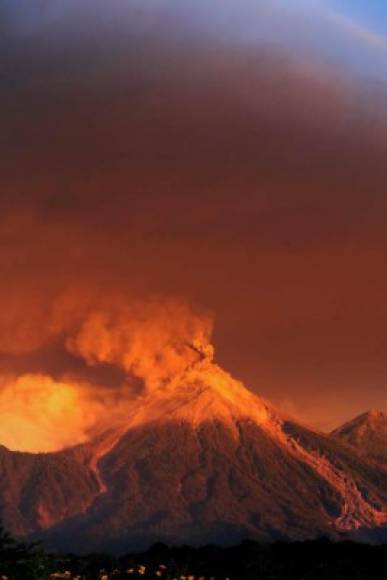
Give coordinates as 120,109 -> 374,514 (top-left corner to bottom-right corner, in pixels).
66,297 -> 213,390
0,293 -> 214,452
1,2 -> 387,437
0,374 -> 103,452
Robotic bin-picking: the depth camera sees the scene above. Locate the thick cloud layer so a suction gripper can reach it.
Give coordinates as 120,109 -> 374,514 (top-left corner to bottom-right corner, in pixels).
1,1 -> 387,434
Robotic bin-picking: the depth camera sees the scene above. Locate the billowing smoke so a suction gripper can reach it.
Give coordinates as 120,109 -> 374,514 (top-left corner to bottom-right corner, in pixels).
2,0 -> 387,437
0,374 -> 104,452
0,291 -> 214,452
67,300 -> 214,390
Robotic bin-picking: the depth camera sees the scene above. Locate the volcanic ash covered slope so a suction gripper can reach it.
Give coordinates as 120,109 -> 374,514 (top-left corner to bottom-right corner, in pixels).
1,358 -> 387,553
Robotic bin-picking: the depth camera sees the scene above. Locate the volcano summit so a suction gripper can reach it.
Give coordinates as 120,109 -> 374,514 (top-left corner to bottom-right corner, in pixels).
1,351 -> 387,553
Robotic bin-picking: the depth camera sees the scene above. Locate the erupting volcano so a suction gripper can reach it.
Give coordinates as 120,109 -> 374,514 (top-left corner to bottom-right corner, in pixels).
2,0 -> 387,566
0,297 -> 387,553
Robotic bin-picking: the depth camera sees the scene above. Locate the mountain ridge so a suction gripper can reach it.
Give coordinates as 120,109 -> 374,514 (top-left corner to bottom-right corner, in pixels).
0,360 -> 387,553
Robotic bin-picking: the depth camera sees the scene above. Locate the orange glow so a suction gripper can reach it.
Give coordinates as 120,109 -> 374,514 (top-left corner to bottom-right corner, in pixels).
2,8 -> 387,439
66,298 -> 214,390
0,295 -> 216,452
0,374 -> 104,452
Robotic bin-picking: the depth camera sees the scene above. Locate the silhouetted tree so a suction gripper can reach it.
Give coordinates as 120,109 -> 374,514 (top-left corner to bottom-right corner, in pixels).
0,524 -> 49,579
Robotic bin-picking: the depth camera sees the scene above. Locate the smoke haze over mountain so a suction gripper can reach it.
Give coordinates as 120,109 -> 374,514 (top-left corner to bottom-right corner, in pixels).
1,0 -> 387,434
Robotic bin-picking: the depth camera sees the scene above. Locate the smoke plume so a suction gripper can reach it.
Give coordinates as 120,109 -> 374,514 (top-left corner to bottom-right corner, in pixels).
2,0 -> 387,434
0,292 -> 214,452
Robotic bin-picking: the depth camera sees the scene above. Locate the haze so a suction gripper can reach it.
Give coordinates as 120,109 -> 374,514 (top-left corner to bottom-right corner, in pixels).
1,0 -> 387,435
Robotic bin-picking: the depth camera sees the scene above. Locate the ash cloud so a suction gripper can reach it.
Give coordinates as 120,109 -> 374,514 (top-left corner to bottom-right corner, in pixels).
1,0 -> 387,434
0,290 -> 214,452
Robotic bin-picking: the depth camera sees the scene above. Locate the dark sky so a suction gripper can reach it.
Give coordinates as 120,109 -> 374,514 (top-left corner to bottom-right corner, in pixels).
1,1 -> 387,430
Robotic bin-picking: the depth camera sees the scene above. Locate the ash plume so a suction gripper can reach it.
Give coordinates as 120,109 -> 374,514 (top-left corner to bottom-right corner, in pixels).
0,291 -> 214,452
1,0 -> 387,434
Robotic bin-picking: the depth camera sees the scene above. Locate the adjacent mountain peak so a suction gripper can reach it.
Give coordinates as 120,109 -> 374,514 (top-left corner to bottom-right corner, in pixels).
360,409 -> 386,420
332,409 -> 387,464
332,409 -> 387,434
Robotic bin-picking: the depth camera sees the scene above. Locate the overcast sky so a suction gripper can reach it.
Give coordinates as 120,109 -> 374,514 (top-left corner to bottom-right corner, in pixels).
1,1 -> 387,430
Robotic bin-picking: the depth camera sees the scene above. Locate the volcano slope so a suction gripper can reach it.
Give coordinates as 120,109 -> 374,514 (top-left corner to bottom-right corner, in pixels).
1,359 -> 387,554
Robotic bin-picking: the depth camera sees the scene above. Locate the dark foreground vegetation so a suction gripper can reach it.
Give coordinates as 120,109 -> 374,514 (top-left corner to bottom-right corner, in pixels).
1,527 -> 386,579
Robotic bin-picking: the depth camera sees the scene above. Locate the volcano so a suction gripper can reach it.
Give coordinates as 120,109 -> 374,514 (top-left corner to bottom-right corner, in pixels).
1,358 -> 387,553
